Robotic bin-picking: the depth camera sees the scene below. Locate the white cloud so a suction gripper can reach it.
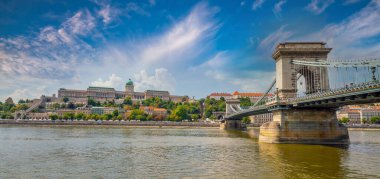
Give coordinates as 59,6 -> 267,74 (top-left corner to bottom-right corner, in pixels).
100,2 -> 219,70
232,71 -> 276,92
0,2 -> 222,100
149,0 -> 156,6
98,4 -> 112,24
273,0 -> 286,16
138,2 -> 218,65
344,0 -> 362,5
125,2 -> 150,18
63,10 -> 96,35
133,68 -> 176,93
307,0 -> 380,58
258,26 -> 293,50
3,86 -> 48,102
0,9 -> 98,101
91,74 -> 123,88
190,51 -> 229,81
306,0 -> 334,14
252,0 -> 265,10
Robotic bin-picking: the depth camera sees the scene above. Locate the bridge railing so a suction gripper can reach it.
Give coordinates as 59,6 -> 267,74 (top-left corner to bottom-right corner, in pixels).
291,81 -> 380,103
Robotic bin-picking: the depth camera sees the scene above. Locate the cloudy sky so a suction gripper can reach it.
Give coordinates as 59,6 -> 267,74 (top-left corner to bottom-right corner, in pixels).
1,0 -> 380,101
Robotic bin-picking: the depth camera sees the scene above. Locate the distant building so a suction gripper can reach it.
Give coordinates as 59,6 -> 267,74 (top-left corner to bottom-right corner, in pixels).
5,97 -> 14,105
208,93 -> 232,100
361,109 -> 380,121
58,79 -> 188,103
140,106 -> 168,120
250,113 -> 273,126
91,107 -> 116,115
336,109 -> 361,124
232,91 -> 274,103
209,91 -> 274,125
336,105 -> 380,124
27,112 -> 51,119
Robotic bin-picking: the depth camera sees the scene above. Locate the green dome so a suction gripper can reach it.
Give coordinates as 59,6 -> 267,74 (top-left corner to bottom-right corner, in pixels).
126,79 -> 133,86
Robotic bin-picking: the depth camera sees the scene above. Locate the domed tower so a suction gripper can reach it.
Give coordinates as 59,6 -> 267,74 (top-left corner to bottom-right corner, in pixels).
125,79 -> 134,93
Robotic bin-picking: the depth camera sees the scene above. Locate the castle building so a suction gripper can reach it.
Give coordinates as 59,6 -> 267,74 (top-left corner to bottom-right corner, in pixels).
58,79 -> 187,103
208,93 -> 232,100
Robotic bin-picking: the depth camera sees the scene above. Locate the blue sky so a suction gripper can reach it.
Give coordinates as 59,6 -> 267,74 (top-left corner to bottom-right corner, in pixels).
1,0 -> 380,101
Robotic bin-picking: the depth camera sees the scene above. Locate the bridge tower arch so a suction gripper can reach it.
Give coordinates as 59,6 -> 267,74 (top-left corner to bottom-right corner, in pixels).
221,99 -> 244,130
273,42 -> 331,98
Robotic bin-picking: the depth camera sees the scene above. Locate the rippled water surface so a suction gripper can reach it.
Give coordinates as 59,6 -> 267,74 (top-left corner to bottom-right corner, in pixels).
1,126 -> 380,178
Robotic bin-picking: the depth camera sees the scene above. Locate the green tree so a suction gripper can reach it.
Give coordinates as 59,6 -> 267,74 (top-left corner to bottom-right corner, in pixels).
67,102 -> 76,109
242,116 -> 251,124
86,114 -> 93,120
87,98 -> 97,106
339,117 -> 350,124
240,97 -> 252,107
14,104 -> 28,111
63,113 -> 74,120
170,105 -> 189,121
101,113 -> 113,121
136,114 -> 147,121
128,109 -> 146,120
112,110 -> 119,118
370,116 -> 380,124
132,103 -> 140,110
146,114 -> 153,121
75,113 -> 85,120
52,103 -> 60,109
60,103 -> 67,108
63,97 -> 69,103
93,114 -> 100,120
123,97 -> 133,105
49,114 -> 59,121
191,114 -> 200,120
116,114 -> 123,121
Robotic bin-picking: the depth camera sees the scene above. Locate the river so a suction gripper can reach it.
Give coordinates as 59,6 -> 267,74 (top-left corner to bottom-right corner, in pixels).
0,126 -> 379,178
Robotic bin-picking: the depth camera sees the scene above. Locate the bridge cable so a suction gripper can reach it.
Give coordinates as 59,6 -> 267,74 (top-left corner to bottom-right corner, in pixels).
252,78 -> 276,107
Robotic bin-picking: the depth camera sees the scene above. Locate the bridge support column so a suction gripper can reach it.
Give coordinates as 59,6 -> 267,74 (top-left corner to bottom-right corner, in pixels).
259,108 -> 349,144
220,119 -> 243,130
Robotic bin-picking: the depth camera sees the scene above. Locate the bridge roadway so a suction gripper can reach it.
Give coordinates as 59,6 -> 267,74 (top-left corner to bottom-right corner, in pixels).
226,82 -> 380,119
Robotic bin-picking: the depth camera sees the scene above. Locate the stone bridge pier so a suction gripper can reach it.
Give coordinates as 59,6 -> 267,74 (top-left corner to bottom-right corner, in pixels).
259,108 -> 349,144
220,99 -> 244,130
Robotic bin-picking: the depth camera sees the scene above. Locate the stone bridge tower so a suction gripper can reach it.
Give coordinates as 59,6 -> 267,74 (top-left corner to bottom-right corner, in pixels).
272,42 -> 331,98
221,98 -> 243,130
259,42 -> 348,144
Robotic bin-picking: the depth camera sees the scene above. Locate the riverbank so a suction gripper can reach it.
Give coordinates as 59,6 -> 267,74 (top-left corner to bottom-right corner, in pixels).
0,119 -> 220,128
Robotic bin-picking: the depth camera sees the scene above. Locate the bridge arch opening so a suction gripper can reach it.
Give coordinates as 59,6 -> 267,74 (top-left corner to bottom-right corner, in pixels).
16,113 -> 22,119
292,61 -> 330,97
295,67 -> 318,96
217,115 -> 224,120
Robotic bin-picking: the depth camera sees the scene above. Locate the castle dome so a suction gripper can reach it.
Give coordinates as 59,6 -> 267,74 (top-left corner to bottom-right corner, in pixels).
126,79 -> 133,86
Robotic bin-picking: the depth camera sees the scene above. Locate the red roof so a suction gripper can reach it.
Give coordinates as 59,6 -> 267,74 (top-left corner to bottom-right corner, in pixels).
232,91 -> 274,97
209,93 -> 232,97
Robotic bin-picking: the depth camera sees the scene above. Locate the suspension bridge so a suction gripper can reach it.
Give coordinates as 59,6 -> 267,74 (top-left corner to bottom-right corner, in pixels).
222,42 -> 380,144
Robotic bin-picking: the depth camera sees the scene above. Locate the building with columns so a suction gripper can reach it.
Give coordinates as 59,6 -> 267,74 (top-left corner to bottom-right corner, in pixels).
58,79 -> 188,103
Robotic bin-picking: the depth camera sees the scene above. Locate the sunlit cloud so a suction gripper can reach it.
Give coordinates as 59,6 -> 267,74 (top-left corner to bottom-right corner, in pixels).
252,0 -> 266,10
306,0 -> 380,57
273,0 -> 286,17
306,0 -> 334,14
91,74 -> 124,88
134,68 -> 176,93
258,26 -> 293,52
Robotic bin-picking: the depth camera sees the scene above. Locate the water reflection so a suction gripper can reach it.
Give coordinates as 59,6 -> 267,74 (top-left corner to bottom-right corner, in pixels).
0,126 -> 379,178
258,143 -> 349,178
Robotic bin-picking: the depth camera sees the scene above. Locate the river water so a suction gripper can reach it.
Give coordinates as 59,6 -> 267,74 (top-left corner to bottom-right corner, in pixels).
0,126 -> 379,178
